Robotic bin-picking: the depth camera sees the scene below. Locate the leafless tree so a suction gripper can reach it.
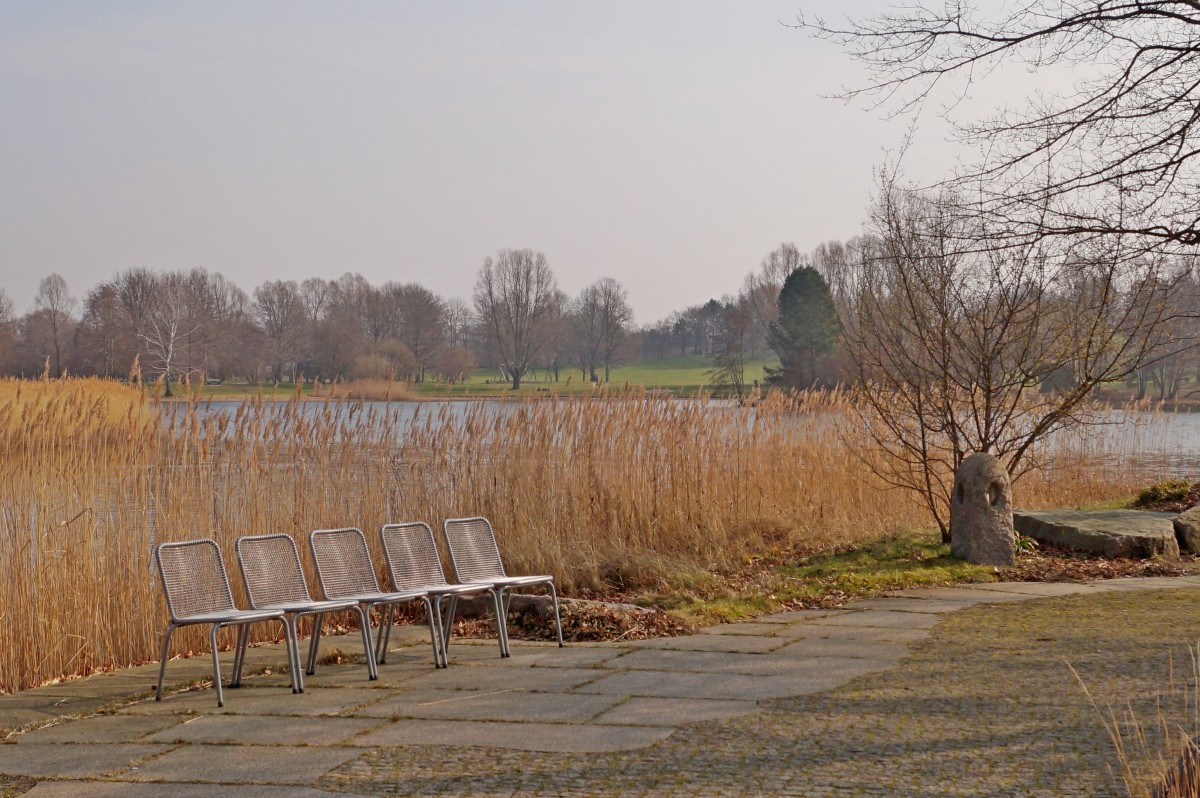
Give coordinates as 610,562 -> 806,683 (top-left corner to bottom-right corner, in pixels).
253,280 -> 308,383
572,277 -> 635,382
473,249 -> 558,389
0,288 -> 16,373
708,296 -> 755,397
849,184 -> 1190,541
138,272 -> 198,396
33,274 -> 75,377
392,283 -> 447,383
801,1 -> 1200,255
443,298 -> 474,350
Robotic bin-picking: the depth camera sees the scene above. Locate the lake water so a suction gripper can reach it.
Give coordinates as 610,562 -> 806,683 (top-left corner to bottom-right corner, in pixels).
170,399 -> 1200,478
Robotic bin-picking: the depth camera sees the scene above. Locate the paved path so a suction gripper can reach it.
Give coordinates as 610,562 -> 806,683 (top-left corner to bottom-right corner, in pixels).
4,576 -> 1200,796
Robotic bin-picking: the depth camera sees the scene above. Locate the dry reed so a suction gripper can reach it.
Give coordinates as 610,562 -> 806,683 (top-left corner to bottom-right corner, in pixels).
0,380 -> 1173,693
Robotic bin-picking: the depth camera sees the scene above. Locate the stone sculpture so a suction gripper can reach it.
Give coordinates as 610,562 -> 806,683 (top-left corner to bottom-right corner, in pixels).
950,452 -> 1016,566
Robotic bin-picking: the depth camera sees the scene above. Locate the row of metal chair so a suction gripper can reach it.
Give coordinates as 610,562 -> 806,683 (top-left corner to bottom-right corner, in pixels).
154,516 -> 563,706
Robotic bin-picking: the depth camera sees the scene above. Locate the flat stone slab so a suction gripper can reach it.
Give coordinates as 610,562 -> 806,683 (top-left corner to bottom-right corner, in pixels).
118,686 -> 390,717
573,669 -> 816,701
591,696 -> 759,727
402,665 -> 604,692
24,785 -> 357,798
0,743 -> 175,778
611,648 -> 798,677
359,689 -> 623,723
1014,509 -> 1180,558
142,714 -> 381,746
15,714 -> 183,744
805,610 -> 942,630
118,744 -> 362,784
350,718 -> 672,753
630,633 -> 787,654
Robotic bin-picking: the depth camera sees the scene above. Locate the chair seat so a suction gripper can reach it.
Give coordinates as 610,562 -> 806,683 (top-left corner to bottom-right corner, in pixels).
477,574 -> 554,589
424,583 -> 493,598
174,608 -> 286,625
261,598 -> 361,614
341,588 -> 431,603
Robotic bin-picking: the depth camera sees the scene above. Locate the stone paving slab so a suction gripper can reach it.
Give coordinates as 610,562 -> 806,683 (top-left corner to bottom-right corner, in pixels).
773,638 -> 911,661
119,686 -> 390,717
773,623 -> 934,643
359,688 -> 624,723
401,665 -> 605,693
591,697 -> 759,727
349,718 -> 673,753
117,744 -> 363,784
24,785 -> 364,798
630,632 -> 788,653
572,669 -> 822,701
851,596 -> 986,613
805,609 -> 943,629
141,713 -> 382,746
611,648 -> 804,676
0,743 -> 175,779
13,714 -> 183,744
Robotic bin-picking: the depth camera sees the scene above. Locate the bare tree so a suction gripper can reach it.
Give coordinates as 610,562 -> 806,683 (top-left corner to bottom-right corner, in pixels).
33,274 -> 75,377
849,184 -> 1189,541
572,277 -> 634,382
253,280 -> 308,383
802,2 -> 1200,254
392,283 -> 447,383
138,273 -> 197,396
473,249 -> 558,389
0,289 -> 16,374
708,296 -> 755,397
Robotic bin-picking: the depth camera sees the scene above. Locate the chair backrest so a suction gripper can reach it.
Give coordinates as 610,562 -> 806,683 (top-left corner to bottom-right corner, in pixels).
380,522 -> 450,591
442,516 -> 507,583
236,534 -> 313,609
308,527 -> 382,599
156,539 -> 237,621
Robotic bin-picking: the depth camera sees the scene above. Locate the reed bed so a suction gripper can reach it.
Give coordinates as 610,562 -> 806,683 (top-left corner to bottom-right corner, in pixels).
0,380 -> 1174,693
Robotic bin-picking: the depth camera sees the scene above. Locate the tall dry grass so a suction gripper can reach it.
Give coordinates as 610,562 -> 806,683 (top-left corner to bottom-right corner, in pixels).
0,380 -> 1171,693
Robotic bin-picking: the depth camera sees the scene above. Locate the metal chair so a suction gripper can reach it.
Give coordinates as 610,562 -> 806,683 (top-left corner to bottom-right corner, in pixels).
154,539 -> 299,707
308,527 -> 439,668
441,516 -> 564,658
236,533 -> 378,691
380,521 -> 503,667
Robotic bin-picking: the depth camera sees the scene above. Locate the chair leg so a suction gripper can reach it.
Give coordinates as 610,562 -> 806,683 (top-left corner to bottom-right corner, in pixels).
306,612 -> 325,676
231,624 -> 249,687
421,597 -> 441,668
440,595 -> 459,666
547,583 -> 565,648
286,616 -> 304,693
210,624 -> 225,708
373,604 -> 388,665
155,625 -> 177,702
355,605 -> 378,680
493,588 -> 511,658
281,618 -> 301,694
381,603 -> 396,664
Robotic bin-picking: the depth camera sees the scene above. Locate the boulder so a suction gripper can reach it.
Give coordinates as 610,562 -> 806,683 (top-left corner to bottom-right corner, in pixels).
950,452 -> 1016,566
1014,510 -> 1180,559
1175,506 -> 1200,554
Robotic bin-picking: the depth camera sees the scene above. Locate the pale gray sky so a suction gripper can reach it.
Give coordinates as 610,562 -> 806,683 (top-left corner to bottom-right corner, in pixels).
0,1 -> 937,324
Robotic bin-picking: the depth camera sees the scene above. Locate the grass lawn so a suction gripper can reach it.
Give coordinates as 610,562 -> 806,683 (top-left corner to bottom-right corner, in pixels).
183,354 -> 781,400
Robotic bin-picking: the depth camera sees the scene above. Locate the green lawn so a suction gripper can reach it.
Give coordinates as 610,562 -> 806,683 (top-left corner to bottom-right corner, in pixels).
185,354 -> 781,400
413,354 -> 780,398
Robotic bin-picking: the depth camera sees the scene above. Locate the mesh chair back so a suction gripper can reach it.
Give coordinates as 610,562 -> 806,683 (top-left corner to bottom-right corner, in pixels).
309,527 -> 382,599
381,522 -> 450,591
236,534 -> 313,609
156,539 -> 237,621
442,517 -> 507,583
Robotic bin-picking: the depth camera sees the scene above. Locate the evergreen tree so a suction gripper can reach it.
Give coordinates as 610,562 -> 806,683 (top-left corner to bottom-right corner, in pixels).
766,267 -> 840,389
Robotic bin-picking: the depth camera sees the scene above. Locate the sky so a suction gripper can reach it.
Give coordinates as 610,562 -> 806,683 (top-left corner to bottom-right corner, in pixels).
0,1 -> 948,324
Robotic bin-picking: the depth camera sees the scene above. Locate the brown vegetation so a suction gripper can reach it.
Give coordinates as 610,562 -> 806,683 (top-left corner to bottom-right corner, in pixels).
0,379 -> 1169,693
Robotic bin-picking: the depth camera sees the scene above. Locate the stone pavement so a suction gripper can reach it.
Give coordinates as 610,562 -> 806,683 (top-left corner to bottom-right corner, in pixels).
5,576 -> 1200,796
